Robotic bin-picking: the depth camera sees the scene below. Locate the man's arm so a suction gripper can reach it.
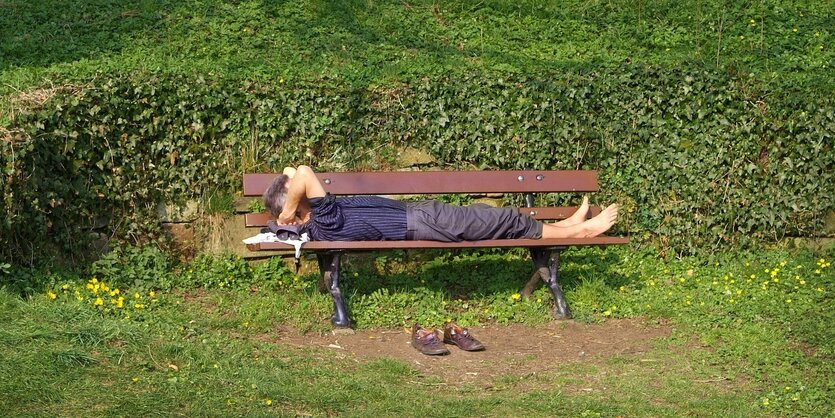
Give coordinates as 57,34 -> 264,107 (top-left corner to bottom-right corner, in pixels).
277,165 -> 326,224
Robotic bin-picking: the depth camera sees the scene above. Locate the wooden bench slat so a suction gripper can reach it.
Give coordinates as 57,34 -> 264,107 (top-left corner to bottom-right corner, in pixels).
244,206 -> 602,227
243,170 -> 599,196
249,236 -> 629,251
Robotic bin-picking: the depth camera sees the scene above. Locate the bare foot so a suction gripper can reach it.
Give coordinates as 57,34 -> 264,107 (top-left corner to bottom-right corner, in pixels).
577,204 -> 618,238
557,196 -> 590,227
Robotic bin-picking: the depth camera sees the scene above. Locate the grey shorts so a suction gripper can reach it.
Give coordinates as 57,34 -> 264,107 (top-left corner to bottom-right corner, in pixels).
405,201 -> 543,242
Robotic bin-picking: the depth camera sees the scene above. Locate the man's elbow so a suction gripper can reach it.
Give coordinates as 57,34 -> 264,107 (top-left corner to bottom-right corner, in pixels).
296,165 -> 315,177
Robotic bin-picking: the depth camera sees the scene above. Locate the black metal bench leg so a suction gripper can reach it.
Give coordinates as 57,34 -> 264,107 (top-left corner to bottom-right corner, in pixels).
530,248 -> 572,320
317,251 -> 351,328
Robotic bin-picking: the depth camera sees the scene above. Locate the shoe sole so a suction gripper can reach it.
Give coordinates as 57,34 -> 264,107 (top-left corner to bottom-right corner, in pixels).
443,338 -> 485,351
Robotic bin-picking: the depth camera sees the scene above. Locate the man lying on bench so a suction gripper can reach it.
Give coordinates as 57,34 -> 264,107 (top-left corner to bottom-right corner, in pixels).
263,165 -> 620,242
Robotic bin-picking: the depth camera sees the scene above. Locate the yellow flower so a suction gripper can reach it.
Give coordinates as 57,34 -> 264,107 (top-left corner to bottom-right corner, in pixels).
149,291 -> 156,298
792,28 -> 798,32
132,377 -> 140,383
47,291 -> 57,300
90,278 -> 98,284
265,399 -> 273,406
94,297 -> 103,306
785,299 -> 792,304
763,397 -> 770,406
116,297 -> 124,308
134,292 -> 141,299
135,303 -> 145,309
510,293 -> 521,301
61,283 -> 70,290
109,289 -> 120,297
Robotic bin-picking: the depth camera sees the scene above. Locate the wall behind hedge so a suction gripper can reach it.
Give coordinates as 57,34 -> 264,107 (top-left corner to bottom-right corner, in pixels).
2,65 -> 833,263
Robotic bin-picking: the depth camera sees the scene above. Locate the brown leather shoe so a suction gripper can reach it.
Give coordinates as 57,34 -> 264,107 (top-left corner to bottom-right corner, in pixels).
443,322 -> 485,351
411,324 -> 450,355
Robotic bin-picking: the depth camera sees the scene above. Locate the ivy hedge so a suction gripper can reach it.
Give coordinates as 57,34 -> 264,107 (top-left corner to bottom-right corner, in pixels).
2,65 -> 833,264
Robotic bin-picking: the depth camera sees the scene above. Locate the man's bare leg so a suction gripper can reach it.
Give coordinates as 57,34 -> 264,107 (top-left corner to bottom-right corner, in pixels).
555,196 -> 589,227
541,204 -> 619,239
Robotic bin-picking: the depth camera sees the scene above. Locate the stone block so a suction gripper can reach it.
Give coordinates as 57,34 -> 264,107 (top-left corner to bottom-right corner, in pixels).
196,214 -> 293,259
397,146 -> 435,167
473,197 -> 503,208
235,196 -> 262,214
791,237 -> 835,251
157,200 -> 200,223
825,209 -> 835,236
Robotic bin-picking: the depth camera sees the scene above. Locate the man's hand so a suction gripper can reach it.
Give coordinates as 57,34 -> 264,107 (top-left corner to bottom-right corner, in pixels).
277,210 -> 297,225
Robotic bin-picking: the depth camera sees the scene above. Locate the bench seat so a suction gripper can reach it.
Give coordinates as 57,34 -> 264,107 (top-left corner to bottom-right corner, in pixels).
248,237 -> 627,251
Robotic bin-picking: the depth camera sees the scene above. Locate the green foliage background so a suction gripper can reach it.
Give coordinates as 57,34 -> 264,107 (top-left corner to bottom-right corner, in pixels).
1,0 -> 834,263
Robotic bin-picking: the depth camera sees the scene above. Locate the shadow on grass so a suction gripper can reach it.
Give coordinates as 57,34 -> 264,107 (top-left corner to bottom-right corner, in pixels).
344,247 -> 633,294
331,246 -> 635,322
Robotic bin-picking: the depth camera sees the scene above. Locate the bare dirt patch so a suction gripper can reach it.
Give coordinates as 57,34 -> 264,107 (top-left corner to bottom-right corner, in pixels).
264,319 -> 671,384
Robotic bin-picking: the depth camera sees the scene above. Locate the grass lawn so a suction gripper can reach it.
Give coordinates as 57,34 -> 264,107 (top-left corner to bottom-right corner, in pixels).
1,246 -> 832,416
2,0 -> 833,124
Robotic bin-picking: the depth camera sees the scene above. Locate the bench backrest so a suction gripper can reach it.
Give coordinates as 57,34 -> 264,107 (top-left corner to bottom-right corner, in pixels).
243,170 -> 601,227
243,170 -> 599,196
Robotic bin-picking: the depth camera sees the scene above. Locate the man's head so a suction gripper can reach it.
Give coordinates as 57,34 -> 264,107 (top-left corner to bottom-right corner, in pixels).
263,174 -> 290,217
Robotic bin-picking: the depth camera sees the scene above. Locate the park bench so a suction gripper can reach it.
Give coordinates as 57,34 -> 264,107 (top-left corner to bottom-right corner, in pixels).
243,170 -> 628,329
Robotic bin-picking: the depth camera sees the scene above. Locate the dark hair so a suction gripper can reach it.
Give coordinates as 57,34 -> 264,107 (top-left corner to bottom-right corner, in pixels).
263,174 -> 290,217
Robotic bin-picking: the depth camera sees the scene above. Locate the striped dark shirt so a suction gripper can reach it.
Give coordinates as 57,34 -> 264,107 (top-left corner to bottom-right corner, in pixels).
304,193 -> 407,241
